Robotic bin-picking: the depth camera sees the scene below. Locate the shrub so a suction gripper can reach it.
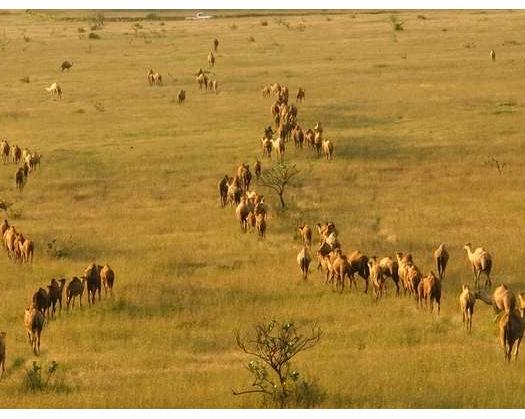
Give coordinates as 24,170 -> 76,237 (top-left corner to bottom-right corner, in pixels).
233,319 -> 324,408
390,15 -> 404,31
230,23 -> 238,30
145,12 -> 159,20
260,20 -> 268,26
88,32 -> 100,40
248,36 -> 255,43
20,76 -> 30,83
78,27 -> 86,33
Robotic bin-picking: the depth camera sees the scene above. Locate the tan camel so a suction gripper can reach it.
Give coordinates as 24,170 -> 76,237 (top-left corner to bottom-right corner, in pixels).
463,243 -> 492,289
459,285 -> 475,332
417,271 -> 441,314
298,223 -> 312,247
499,310 -> 524,362
518,292 -> 525,318
379,256 -> 400,295
297,246 -> 311,280
490,49 -> 496,62
433,243 -> 449,280
475,284 -> 516,314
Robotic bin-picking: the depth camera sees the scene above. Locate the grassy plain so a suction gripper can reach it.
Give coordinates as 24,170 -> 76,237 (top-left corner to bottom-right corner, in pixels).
1,9 -> 525,407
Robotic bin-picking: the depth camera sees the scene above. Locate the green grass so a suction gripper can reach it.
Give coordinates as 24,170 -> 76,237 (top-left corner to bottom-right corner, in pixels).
0,9 -> 525,408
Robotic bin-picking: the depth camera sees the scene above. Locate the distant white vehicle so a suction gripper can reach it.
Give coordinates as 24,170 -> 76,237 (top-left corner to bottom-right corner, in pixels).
186,12 -> 213,20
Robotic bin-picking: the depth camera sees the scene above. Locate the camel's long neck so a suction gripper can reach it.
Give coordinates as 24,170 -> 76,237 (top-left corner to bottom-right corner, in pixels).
475,291 -> 494,306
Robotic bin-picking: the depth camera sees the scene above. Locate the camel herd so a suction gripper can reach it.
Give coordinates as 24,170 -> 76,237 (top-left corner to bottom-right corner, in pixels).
0,139 -> 42,192
24,263 -> 115,355
1,219 -> 34,264
218,163 -> 267,239
294,223 -> 524,361
261,84 -> 334,161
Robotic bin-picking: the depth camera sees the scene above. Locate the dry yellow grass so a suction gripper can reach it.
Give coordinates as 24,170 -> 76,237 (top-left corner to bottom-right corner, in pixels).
0,9 -> 524,407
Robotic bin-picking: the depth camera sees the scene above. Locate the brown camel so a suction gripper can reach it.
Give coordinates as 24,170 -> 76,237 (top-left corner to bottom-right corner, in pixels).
433,243 -> 449,280
499,310 -> 524,362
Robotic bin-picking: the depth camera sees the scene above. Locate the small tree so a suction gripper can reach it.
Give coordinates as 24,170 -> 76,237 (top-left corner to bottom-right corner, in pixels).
257,163 -> 300,209
233,319 -> 324,408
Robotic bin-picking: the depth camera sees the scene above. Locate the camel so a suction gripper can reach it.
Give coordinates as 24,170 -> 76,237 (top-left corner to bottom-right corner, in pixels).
15,167 -> 25,192
417,271 -> 441,314
297,246 -> 311,280
254,159 -> 261,178
490,49 -> 496,62
296,87 -> 305,103
83,263 -> 102,306
256,214 -> 266,239
60,60 -> 73,71
0,139 -> 9,164
45,82 -> 62,99
368,257 -> 385,300
147,69 -> 162,86
271,137 -> 285,162
32,288 -> 51,320
177,89 -> 186,104
0,219 -> 8,238
330,250 -> 351,291
196,73 -> 208,90
235,197 -> 251,233
298,223 -> 312,247
0,331 -> 5,377
475,284 -> 516,315
24,307 -> 44,355
346,250 -> 370,293
218,175 -> 229,207
459,284 -> 475,332
213,38 -> 219,52
322,139 -> 334,160
499,310 -> 524,362
433,243 -> 449,280
208,51 -> 215,67
101,264 -> 115,297
236,163 -> 252,193
292,126 -> 304,150
395,252 -> 409,294
227,179 -> 242,207
261,137 -> 272,159
305,129 -> 315,150
20,238 -> 34,263
314,133 -> 322,158
211,80 -> 218,94
48,279 -> 65,318
66,276 -> 84,310
11,144 -> 21,164
262,86 -> 271,97
314,121 -> 323,136
270,83 -> 281,95
378,256 -> 400,295
405,262 -> 422,298
464,243 -> 492,289
519,292 -> 525,318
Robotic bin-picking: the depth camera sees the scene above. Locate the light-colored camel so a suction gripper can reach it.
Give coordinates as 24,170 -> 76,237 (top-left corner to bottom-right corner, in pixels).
271,137 -> 285,162
45,82 -> 62,99
261,86 -> 271,97
405,262 -> 422,298
417,271 -> 441,314
24,307 -> 44,355
379,256 -> 400,295
208,51 -> 215,67
490,49 -> 496,62
100,264 -> 115,297
433,243 -> 449,280
0,139 -> 9,164
518,292 -> 525,318
368,257 -> 385,300
235,197 -> 251,233
297,246 -> 311,280
298,223 -> 312,247
459,284 -> 475,332
464,243 -> 492,288
322,139 -> 334,160
499,310 -> 524,362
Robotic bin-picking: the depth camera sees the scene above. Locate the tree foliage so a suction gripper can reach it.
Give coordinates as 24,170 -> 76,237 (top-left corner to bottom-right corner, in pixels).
257,163 -> 300,209
233,319 -> 324,408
